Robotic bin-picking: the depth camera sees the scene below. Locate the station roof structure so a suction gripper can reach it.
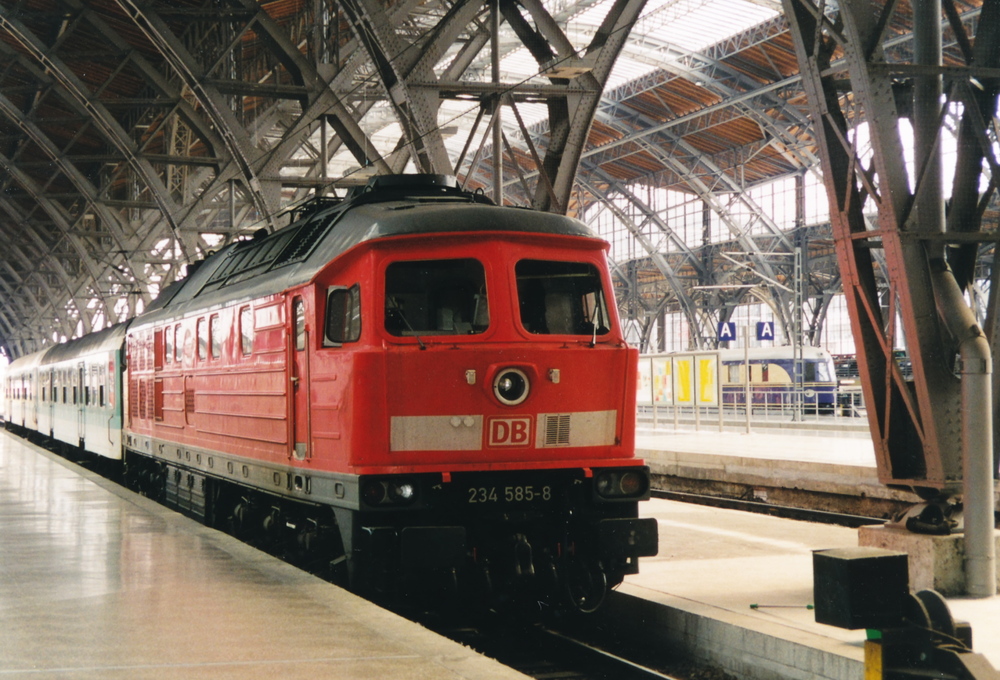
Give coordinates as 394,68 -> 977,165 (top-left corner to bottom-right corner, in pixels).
0,0 -> 993,358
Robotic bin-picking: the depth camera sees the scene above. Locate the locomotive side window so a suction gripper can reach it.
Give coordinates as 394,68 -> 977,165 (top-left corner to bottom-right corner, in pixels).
325,284 -> 361,345
210,314 -> 223,359
240,307 -> 254,355
515,260 -> 610,336
294,298 -> 306,351
197,318 -> 208,361
384,259 -> 488,336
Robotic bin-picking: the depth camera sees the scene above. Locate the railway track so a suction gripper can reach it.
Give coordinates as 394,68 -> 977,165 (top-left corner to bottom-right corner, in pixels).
423,617 -> 726,680
652,487 -> 891,527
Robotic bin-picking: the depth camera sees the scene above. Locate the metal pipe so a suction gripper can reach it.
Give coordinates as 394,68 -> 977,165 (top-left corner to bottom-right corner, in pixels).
914,0 -> 994,598
931,263 -> 996,597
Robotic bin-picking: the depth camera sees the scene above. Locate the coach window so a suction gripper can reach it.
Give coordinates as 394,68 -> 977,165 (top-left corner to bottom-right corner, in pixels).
515,260 -> 609,336
294,298 -> 306,351
240,307 -> 254,355
210,314 -> 223,359
165,326 -> 173,364
384,259 -> 489,336
197,318 -> 208,361
728,364 -> 740,384
325,284 -> 361,345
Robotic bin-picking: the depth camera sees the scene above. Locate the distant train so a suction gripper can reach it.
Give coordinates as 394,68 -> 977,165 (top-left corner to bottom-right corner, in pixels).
4,174 -> 657,613
718,346 -> 838,412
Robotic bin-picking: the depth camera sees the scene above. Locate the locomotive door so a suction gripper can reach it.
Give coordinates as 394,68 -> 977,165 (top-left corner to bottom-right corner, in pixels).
77,363 -> 86,445
290,296 -> 311,460
46,369 -> 54,436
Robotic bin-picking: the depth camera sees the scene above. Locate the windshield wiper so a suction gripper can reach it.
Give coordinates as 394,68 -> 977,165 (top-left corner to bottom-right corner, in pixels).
388,298 -> 426,350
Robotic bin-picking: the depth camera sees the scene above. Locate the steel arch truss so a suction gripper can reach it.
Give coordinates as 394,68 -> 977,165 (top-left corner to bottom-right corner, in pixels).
783,0 -> 1000,491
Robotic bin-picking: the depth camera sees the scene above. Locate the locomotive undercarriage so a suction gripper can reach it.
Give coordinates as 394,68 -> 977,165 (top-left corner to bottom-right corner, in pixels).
123,450 -> 657,614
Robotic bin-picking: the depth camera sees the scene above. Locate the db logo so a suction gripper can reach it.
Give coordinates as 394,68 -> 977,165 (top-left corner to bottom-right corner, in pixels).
487,416 -> 533,447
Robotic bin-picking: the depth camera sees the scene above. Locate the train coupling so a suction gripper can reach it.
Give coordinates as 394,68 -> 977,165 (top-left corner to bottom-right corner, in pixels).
512,533 -> 535,577
597,517 -> 660,561
398,526 -> 467,571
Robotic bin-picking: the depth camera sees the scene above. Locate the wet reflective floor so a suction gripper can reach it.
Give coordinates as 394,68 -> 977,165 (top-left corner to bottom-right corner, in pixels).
0,431 -> 527,680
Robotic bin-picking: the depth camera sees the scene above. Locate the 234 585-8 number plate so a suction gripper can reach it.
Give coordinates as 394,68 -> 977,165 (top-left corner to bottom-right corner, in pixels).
467,485 -> 552,504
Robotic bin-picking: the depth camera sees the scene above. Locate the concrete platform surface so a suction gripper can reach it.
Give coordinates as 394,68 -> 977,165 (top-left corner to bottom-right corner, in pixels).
620,497 -> 1000,680
0,431 -> 528,680
636,427 -> 922,516
637,426 -> 877,468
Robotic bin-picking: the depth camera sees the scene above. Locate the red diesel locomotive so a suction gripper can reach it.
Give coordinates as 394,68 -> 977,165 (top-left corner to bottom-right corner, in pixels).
14,174 -> 658,612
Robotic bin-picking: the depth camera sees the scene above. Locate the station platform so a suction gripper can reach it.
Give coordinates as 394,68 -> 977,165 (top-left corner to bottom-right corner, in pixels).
617,496 -> 1000,680
621,425 -> 1000,680
636,425 -> 921,510
0,431 -> 528,680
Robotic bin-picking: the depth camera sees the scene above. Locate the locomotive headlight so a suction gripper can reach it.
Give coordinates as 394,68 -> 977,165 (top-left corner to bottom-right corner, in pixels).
388,481 -> 416,503
493,368 -> 529,406
362,480 -> 387,506
595,469 -> 650,500
362,478 -> 418,507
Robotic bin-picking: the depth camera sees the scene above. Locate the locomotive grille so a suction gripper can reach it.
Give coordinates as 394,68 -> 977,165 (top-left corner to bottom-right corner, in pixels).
543,414 -> 571,446
138,380 -> 148,420
129,378 -> 138,418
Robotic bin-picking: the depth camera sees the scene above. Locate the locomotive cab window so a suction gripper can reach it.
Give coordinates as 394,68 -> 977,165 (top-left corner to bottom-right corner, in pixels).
384,259 -> 489,336
516,260 -> 610,336
326,284 -> 361,345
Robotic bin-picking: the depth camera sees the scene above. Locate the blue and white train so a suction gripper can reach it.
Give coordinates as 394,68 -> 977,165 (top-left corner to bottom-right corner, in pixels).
718,345 -> 838,412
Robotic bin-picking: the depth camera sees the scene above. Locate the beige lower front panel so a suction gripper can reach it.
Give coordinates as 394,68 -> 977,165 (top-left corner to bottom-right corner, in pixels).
388,410 -> 617,452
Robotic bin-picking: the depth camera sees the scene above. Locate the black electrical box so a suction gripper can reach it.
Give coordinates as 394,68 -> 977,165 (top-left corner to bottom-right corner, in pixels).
813,547 -> 909,630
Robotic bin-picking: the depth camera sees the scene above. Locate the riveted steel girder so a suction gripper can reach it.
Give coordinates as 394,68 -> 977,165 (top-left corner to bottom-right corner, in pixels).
783,0 -> 1000,492
498,0 -> 648,213
336,0 -> 456,175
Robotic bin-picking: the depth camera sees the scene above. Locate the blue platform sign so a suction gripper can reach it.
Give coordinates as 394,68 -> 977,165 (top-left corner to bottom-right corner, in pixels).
717,322 -> 736,342
756,321 -> 775,341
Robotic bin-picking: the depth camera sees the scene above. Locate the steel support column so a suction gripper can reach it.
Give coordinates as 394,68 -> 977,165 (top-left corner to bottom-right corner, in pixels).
783,0 -> 998,595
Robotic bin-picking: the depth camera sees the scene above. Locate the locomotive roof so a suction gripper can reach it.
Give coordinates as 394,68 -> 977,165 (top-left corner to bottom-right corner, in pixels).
135,175 -> 601,327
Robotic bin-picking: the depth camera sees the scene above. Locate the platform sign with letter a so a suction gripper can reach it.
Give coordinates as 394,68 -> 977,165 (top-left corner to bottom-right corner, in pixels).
717,322 -> 736,342
756,321 -> 775,342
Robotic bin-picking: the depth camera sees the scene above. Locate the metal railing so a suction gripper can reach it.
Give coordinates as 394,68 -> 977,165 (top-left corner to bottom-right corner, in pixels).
638,385 -> 867,433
